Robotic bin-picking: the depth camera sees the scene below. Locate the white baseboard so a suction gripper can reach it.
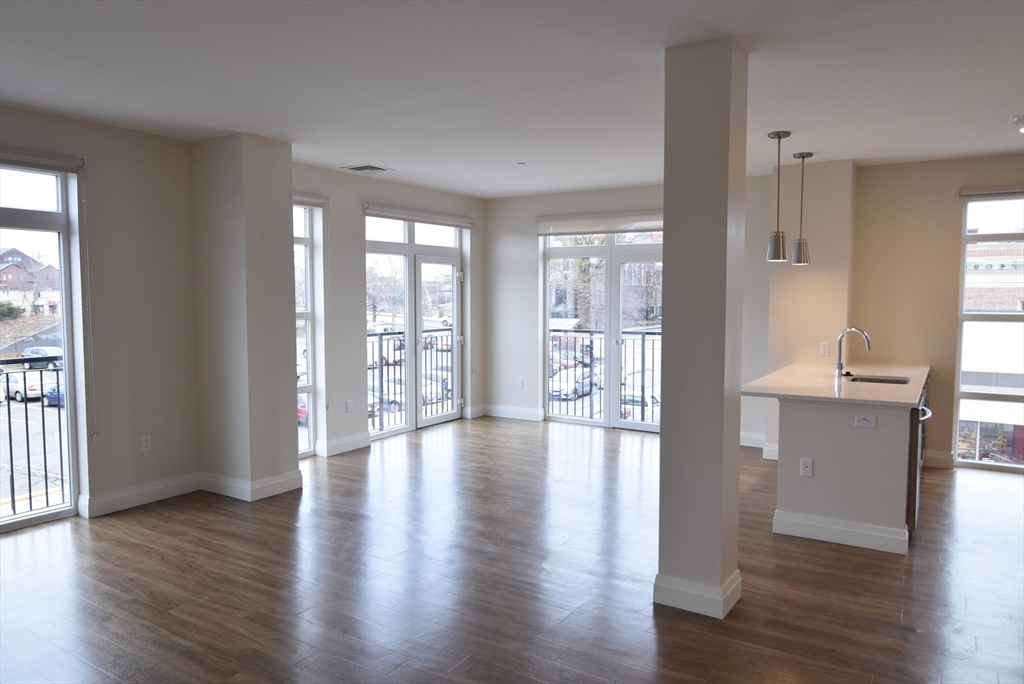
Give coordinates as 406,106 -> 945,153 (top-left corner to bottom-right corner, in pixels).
740,431 -> 765,449
316,432 -> 372,457
762,441 -> 779,461
484,405 -> 545,422
79,473 -> 202,518
78,468 -> 303,518
200,469 -> 302,502
924,449 -> 953,469
463,405 -> 485,419
653,569 -> 742,619
772,509 -> 908,555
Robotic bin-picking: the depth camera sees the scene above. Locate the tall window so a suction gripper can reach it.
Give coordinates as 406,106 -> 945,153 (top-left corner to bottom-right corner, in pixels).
293,203 -> 318,457
1,163 -> 79,528
955,197 -> 1024,468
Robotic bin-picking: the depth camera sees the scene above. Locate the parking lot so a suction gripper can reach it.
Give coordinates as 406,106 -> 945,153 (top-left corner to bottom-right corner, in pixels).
0,380 -> 72,518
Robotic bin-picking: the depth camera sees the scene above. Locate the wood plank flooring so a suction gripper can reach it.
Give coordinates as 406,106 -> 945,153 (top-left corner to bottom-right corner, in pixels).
1,417 -> 1022,683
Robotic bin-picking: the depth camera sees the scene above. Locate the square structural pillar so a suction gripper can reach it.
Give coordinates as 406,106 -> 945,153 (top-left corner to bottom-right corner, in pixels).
655,36 -> 747,619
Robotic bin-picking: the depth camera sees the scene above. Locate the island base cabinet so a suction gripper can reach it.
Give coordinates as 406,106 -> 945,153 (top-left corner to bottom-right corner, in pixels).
774,399 -> 912,554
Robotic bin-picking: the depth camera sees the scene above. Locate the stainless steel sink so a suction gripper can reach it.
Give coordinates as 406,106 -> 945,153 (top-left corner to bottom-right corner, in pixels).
848,375 -> 911,384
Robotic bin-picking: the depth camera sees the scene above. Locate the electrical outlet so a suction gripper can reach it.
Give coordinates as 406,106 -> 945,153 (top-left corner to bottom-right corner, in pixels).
800,458 -> 813,477
855,415 -> 877,428
517,378 -> 524,389
819,342 -> 829,356
142,435 -> 152,452
346,399 -> 353,413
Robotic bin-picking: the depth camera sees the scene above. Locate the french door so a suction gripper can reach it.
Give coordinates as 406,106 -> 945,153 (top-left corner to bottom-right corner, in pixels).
610,253 -> 663,431
416,256 -> 461,428
545,238 -> 662,432
366,244 -> 461,435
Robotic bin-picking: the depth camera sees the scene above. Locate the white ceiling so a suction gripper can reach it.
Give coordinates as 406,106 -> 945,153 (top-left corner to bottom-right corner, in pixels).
1,1 -> 1021,198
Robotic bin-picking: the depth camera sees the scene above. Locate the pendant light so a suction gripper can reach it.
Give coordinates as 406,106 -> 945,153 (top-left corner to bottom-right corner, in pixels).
791,152 -> 813,266
766,131 -> 791,261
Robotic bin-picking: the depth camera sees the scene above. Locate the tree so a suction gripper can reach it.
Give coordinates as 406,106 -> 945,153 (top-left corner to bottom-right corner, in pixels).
0,301 -> 24,321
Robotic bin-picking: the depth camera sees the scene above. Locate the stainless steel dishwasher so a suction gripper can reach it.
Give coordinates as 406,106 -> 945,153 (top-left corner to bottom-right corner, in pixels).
907,377 -> 932,533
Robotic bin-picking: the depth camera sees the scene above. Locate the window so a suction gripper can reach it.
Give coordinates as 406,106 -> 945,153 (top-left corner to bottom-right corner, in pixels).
541,213 -> 663,432
955,197 -> 1024,468
293,203 -> 319,457
1,160 -> 79,529
366,214 -> 466,436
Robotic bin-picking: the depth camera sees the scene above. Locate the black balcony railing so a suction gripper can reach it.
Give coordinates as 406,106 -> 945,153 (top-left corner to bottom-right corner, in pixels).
548,328 -> 661,424
1,356 -> 71,520
367,328 -> 457,434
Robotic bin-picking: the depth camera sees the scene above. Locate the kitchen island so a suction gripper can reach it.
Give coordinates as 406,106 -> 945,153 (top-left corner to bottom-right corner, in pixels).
742,363 -> 931,554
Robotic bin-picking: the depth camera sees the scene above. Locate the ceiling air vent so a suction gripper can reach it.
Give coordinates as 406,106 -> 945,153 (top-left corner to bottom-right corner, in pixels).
342,164 -> 394,174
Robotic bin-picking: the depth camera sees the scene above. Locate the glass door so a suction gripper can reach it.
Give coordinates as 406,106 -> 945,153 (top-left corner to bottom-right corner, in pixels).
546,254 -> 606,422
0,227 -> 74,523
417,256 -> 460,427
612,255 -> 663,431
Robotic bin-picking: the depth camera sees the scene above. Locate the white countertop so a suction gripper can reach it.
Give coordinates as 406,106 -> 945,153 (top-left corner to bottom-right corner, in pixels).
742,363 -> 930,408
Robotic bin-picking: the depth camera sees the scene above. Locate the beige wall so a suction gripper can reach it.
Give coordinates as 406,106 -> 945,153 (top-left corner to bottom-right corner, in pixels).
291,163 -> 485,451
0,105 -> 201,499
850,153 -> 1024,461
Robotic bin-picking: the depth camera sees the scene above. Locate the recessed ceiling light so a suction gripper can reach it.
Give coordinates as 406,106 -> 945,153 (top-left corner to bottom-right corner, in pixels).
1012,115 -> 1024,133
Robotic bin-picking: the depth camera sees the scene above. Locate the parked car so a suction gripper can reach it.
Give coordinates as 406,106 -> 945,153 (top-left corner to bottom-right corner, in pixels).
548,368 -> 602,401
1,370 -> 57,402
297,395 -> 308,424
369,377 -> 444,412
20,346 -> 63,370
367,394 -> 381,419
42,385 -> 66,407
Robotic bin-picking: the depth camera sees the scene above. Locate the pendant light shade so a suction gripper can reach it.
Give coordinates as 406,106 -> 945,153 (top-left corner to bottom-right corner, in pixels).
766,131 -> 790,262
767,231 -> 788,261
791,152 -> 813,266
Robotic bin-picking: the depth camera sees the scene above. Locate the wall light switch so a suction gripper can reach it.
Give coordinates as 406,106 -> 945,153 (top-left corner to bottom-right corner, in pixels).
855,415 -> 877,428
819,342 -> 829,356
800,458 -> 813,477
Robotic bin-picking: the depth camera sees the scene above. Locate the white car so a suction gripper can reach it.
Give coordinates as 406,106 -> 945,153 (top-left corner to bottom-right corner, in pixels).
548,368 -> 603,400
1,370 -> 58,402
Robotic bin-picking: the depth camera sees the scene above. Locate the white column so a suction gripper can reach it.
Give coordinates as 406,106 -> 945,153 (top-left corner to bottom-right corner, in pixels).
193,133 -> 302,501
655,36 -> 747,619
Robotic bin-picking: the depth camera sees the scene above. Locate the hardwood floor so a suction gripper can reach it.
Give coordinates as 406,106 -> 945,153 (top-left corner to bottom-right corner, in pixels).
1,417 -> 1022,683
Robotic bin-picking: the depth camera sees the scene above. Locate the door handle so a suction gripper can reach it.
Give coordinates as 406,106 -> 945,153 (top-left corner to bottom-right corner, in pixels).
918,406 -> 933,423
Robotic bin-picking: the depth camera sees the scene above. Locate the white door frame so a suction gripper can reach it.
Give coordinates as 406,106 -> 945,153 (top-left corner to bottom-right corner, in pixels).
415,254 -> 462,428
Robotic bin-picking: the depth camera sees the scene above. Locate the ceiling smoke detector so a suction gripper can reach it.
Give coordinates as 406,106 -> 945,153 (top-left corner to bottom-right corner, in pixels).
341,164 -> 394,174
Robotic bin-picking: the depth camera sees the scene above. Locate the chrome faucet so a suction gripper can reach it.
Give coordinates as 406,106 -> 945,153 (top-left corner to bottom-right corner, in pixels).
836,327 -> 871,378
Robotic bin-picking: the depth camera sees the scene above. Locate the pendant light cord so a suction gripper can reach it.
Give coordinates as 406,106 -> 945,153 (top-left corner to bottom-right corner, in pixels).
775,137 -> 782,234
798,156 -> 805,240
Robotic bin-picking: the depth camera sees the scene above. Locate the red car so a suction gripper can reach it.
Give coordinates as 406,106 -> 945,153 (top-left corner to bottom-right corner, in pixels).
297,395 -> 308,424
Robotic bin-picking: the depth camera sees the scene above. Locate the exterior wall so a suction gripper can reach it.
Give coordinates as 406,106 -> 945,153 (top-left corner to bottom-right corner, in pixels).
291,163 -> 485,452
482,185 -> 663,417
850,153 -> 1024,463
0,104 -> 201,499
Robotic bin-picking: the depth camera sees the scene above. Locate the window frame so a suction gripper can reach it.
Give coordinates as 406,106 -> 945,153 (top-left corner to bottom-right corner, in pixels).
0,160 -> 82,531
543,231 -> 663,430
293,201 -> 320,458
954,195 -> 1024,471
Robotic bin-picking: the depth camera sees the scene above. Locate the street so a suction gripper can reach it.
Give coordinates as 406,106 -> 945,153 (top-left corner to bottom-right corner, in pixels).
0,395 -> 72,518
